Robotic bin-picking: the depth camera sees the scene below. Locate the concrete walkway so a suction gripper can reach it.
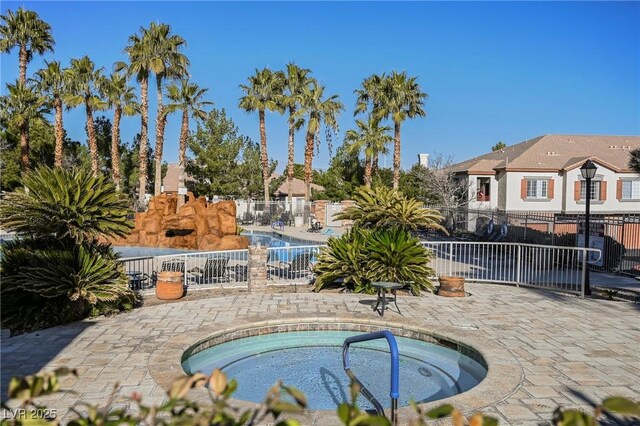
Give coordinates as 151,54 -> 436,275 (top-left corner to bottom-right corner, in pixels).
1,283 -> 639,424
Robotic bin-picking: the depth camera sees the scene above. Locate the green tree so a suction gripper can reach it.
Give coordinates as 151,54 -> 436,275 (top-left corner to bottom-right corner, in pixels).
491,141 -> 506,151
314,146 -> 363,201
102,71 -> 139,190
282,63 -> 313,206
0,7 -> 54,84
0,81 -> 49,171
238,67 -> 284,202
296,81 -> 344,201
65,56 -> 106,176
344,116 -> 392,188
33,60 -> 68,167
165,78 -> 212,206
376,71 -> 428,189
629,148 -> 640,173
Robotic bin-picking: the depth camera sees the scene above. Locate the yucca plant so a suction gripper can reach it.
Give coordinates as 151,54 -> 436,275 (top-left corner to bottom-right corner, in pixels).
335,186 -> 446,233
0,166 -> 132,244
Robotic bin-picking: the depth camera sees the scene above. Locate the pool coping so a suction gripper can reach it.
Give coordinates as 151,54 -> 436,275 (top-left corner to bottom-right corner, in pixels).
148,316 -> 523,424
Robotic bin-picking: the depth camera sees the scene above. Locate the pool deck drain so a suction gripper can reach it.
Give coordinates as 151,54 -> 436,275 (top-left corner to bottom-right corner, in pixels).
2,283 -> 639,425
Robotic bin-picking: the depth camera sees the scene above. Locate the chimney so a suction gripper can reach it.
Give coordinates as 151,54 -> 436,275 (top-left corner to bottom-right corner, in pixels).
418,153 -> 429,168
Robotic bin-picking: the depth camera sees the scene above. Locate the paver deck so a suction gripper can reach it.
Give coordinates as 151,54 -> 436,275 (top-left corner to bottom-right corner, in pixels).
1,283 -> 639,425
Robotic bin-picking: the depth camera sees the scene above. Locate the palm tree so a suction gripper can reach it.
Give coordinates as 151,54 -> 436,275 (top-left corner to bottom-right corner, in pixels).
282,63 -> 313,207
0,81 -> 49,171
102,71 -> 139,191
66,56 -> 105,176
118,28 -> 152,204
146,22 -> 189,196
165,79 -> 212,207
354,73 -> 386,117
344,116 -> 392,188
33,60 -> 67,167
296,81 -> 344,201
0,8 -> 54,84
378,71 -> 427,189
238,68 -> 284,202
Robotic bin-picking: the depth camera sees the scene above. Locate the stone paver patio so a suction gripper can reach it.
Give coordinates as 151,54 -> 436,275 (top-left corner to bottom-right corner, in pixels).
1,283 -> 639,425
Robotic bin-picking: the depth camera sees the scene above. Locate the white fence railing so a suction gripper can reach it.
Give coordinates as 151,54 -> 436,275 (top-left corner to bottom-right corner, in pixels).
266,245 -> 323,282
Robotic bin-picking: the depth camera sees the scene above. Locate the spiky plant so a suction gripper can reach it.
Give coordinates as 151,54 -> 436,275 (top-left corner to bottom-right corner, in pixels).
335,186 -> 446,232
0,166 -> 132,244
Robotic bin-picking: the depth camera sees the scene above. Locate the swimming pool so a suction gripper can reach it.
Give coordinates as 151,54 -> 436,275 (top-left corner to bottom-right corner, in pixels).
182,330 -> 487,411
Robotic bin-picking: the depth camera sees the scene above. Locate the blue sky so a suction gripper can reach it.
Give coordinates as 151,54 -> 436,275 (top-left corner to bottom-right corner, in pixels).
2,1 -> 639,171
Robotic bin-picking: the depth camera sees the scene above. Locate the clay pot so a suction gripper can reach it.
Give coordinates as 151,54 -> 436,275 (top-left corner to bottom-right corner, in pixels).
156,271 -> 184,300
438,276 -> 465,297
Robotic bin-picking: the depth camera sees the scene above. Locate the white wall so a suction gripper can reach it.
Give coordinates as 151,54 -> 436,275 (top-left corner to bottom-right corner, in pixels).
504,172 -> 564,212
467,174 -> 499,210
563,167 -> 640,213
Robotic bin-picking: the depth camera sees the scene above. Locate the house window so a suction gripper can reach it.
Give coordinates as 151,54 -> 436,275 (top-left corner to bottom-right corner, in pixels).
580,180 -> 600,201
476,177 -> 491,201
622,180 -> 640,200
526,179 -> 548,199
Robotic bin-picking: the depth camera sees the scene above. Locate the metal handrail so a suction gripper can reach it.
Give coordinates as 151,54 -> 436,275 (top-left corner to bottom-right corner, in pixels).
342,330 -> 400,425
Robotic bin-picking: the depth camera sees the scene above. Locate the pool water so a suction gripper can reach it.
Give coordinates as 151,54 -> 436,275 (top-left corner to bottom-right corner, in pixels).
242,231 -> 315,247
182,331 -> 486,410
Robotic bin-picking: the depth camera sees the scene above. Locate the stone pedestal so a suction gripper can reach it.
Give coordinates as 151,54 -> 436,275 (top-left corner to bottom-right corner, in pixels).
248,245 -> 268,293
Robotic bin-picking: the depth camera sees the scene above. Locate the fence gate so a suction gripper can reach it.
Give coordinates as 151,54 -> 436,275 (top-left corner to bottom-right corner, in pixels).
325,203 -> 343,227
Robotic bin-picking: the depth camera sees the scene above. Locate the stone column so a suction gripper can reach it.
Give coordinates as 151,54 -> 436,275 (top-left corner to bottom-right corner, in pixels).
314,200 -> 327,227
340,200 -> 355,229
248,245 -> 268,293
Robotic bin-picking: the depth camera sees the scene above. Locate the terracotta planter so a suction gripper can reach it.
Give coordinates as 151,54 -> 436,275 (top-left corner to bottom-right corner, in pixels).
438,276 -> 465,297
156,271 -> 184,300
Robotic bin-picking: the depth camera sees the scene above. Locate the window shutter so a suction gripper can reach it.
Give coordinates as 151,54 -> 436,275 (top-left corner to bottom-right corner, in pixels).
547,179 -> 554,199
617,180 -> 623,200
574,181 -> 581,201
520,179 -> 527,199
600,181 -> 607,201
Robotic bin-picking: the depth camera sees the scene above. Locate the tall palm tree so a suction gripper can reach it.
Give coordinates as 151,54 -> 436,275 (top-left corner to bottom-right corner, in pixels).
282,63 -> 313,207
145,22 -> 189,196
344,116 -> 392,188
378,71 -> 427,189
33,60 -> 67,167
0,8 -> 54,84
296,82 -> 344,201
165,79 -> 212,207
65,56 -> 106,176
238,68 -> 284,202
0,81 -> 49,171
118,28 -> 152,204
354,73 -> 386,117
102,71 -> 139,191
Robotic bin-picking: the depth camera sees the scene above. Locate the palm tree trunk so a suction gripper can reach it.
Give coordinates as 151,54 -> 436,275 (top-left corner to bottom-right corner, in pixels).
138,76 -> 149,205
19,122 -> 30,171
392,121 -> 401,189
85,101 -> 98,176
177,108 -> 189,208
364,151 -> 372,188
154,76 -> 165,196
372,155 -> 379,176
258,109 -> 270,203
54,97 -> 64,167
303,129 -> 314,202
111,107 -> 122,191
287,106 -> 295,209
19,45 -> 27,84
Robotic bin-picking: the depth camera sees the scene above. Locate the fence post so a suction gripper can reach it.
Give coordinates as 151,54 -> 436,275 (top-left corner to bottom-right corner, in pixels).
515,244 -> 522,286
448,242 -> 453,277
183,254 -> 188,287
580,248 -> 587,298
617,214 -> 626,274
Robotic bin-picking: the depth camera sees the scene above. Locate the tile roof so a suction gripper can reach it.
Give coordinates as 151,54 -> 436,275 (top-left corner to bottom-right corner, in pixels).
450,134 -> 640,174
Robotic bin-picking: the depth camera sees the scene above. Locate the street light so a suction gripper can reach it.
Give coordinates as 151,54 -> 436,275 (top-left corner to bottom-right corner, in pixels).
580,159 -> 597,296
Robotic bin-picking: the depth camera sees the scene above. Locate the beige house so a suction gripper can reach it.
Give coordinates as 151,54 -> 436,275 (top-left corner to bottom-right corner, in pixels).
450,134 -> 640,213
274,177 -> 325,202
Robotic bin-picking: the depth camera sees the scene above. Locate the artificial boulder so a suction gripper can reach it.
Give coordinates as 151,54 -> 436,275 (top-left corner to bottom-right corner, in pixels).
112,193 -> 248,251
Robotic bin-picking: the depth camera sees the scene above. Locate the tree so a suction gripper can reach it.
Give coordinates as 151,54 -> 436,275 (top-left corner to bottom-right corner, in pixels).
296,81 -> 344,201
282,63 -> 313,207
629,149 -> 640,173
238,68 -> 284,202
165,79 -> 212,206
314,145 -> 363,201
0,8 -> 54,84
33,60 -> 68,167
376,71 -> 428,189
0,81 -> 49,171
102,71 -> 139,190
186,109 -> 269,198
145,22 -> 189,196
344,116 -> 392,188
491,141 -> 506,151
417,153 -> 470,209
66,56 -> 106,176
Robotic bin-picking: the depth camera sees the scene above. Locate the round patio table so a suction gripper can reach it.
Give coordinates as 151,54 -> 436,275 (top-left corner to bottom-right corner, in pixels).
371,281 -> 403,317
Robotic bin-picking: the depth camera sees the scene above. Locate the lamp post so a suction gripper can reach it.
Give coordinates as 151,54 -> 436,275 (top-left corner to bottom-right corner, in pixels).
580,160 -> 597,296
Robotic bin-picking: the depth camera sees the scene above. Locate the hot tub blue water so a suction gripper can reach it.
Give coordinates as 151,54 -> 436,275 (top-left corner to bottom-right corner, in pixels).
182,331 -> 487,410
